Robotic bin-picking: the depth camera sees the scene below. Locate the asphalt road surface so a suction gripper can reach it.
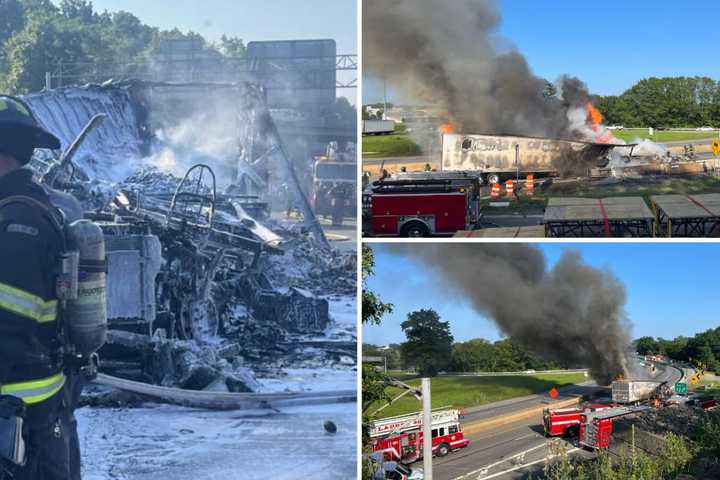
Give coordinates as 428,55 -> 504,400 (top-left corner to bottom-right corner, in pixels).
421,361 -> 684,480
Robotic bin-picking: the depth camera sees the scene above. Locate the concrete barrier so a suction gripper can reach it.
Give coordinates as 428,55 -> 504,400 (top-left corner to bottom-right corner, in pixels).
462,396 -> 582,435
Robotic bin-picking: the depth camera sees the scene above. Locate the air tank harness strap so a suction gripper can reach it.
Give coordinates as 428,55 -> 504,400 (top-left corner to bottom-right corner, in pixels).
0,372 -> 66,405
0,195 -> 65,238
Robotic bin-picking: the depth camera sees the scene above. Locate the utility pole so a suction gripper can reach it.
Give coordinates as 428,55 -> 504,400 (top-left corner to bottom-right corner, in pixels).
422,378 -> 433,480
383,71 -> 387,121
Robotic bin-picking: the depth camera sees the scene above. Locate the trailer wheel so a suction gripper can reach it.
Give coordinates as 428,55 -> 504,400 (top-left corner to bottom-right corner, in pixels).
401,221 -> 429,238
486,173 -> 500,185
436,443 -> 451,457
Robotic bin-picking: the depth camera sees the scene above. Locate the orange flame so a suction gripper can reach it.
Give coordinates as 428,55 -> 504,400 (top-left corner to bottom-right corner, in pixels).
440,122 -> 456,134
586,102 -> 603,127
549,387 -> 559,399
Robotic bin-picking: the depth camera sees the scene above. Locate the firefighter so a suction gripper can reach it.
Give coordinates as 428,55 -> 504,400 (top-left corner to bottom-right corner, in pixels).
329,181 -> 347,227
0,95 -> 81,480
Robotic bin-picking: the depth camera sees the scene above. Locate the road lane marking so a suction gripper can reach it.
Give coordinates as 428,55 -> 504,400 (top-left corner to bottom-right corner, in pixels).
451,446 -> 580,480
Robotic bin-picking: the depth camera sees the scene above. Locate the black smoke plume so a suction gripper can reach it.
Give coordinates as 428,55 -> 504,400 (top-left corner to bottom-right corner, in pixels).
384,244 -> 630,384
363,0 -> 595,139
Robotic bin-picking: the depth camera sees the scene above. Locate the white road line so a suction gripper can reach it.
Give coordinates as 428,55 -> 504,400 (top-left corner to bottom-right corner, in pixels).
451,442 -> 547,479
478,448 -> 580,480
451,445 -> 580,480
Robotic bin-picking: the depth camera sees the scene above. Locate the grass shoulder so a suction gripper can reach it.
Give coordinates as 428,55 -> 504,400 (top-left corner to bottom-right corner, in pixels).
369,372 -> 587,418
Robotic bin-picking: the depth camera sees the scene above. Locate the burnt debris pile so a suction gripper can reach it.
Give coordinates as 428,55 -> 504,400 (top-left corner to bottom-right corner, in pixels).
22,82 -> 357,397
386,244 -> 631,384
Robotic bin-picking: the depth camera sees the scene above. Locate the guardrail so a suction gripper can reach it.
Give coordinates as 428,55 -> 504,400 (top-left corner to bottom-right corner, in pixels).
438,369 -> 589,377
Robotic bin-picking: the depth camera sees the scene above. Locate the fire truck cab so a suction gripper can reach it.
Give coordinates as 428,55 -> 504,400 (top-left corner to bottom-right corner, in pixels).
370,408 -> 470,464
543,403 -> 614,438
363,171 -> 483,237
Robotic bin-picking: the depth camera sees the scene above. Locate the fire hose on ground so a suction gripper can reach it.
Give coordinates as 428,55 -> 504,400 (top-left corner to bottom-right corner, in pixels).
93,373 -> 356,410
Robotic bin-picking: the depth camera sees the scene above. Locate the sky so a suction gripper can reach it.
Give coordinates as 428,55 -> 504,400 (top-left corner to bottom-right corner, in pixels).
363,0 -> 720,103
363,243 -> 720,346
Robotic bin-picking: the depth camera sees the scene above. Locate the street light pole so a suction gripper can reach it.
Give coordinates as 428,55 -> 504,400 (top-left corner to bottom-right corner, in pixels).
422,378 -> 433,480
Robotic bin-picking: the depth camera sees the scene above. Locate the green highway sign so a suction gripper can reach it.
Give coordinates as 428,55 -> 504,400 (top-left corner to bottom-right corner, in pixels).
675,382 -> 687,394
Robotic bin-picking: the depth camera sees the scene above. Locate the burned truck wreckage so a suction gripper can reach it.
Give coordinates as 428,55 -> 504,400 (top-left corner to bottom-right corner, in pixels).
21,81 -> 356,406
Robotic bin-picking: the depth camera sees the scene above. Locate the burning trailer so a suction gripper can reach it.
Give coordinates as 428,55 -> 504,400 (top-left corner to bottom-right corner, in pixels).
19,80 -> 357,408
441,133 -> 626,184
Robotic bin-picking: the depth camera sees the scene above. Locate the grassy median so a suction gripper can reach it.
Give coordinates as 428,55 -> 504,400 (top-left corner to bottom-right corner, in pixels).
368,372 -> 587,418
612,129 -> 719,143
362,132 -> 422,158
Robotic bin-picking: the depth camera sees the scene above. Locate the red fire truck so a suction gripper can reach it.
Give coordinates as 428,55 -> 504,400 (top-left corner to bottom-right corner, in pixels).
543,403 -> 614,438
362,171 -> 483,237
370,408 -> 470,463
578,405 -> 649,449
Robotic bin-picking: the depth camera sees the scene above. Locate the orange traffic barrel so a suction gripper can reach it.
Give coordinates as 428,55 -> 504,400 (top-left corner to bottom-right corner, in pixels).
505,179 -> 514,198
526,174 -> 534,196
490,183 -> 501,198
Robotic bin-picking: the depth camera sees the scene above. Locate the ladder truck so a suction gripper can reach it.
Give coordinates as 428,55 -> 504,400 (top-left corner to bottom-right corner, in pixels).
370,408 -> 470,464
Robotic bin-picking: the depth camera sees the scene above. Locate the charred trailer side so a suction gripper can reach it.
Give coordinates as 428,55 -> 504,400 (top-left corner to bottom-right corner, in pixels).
441,133 -> 620,183
611,380 -> 662,404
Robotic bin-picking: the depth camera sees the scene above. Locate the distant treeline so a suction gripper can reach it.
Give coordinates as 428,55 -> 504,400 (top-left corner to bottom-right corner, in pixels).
363,338 -> 564,374
596,76 -> 720,128
635,327 -> 720,372
0,0 -> 247,94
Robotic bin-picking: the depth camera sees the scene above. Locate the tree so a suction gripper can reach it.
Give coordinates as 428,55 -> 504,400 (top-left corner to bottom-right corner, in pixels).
59,0 -> 95,22
635,336 -> 660,356
597,76 -> 720,128
450,338 -> 495,372
218,34 -> 246,57
400,309 -> 453,376
0,0 -> 25,45
362,245 -> 393,325
361,245 -> 393,480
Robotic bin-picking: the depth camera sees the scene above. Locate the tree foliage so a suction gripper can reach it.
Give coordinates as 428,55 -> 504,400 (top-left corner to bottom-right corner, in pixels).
0,1 -> 247,94
597,76 -> 720,128
635,327 -> 720,372
362,245 -> 393,325
366,337 -> 562,374
400,309 -> 453,376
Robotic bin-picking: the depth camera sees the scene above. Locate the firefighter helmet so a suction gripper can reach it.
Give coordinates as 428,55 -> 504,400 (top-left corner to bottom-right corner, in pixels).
0,95 -> 60,163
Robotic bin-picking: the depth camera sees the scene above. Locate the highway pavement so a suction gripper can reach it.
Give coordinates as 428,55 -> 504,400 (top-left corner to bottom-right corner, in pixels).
418,360 -> 684,480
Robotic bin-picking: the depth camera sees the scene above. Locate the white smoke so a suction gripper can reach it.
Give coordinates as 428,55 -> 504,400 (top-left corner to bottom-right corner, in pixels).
145,110 -> 240,186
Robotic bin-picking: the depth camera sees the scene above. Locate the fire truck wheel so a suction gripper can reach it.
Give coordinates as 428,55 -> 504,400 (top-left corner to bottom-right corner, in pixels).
486,173 -> 500,185
565,426 -> 579,438
401,221 -> 429,238
436,443 -> 451,457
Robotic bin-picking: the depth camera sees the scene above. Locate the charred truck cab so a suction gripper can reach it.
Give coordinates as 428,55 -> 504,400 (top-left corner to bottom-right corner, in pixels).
362,171 -> 483,237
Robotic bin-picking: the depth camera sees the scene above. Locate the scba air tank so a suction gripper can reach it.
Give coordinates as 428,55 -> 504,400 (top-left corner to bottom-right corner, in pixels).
65,219 -> 107,355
